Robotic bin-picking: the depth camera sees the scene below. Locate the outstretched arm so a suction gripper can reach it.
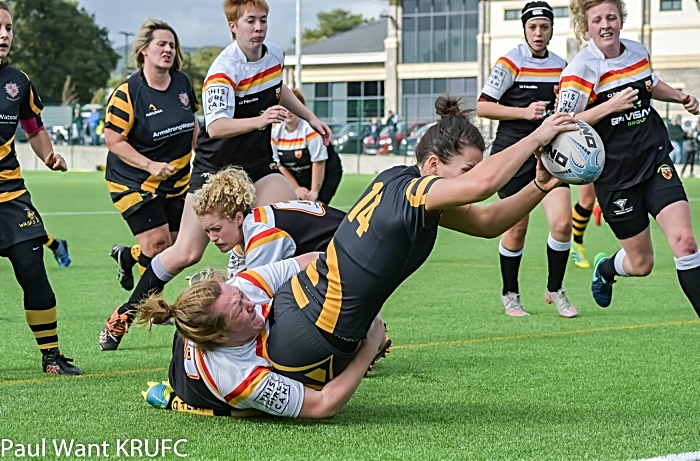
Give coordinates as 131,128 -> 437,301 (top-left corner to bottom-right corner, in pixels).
439,156 -> 559,237
424,113 -> 576,211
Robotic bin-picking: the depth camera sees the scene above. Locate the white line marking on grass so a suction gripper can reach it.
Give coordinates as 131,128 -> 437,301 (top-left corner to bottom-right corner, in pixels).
636,451 -> 700,461
42,211 -> 118,216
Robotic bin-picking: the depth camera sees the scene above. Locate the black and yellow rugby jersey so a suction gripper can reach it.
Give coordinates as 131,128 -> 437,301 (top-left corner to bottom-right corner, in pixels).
481,44 -> 566,145
293,165 -> 441,339
195,41 -> 284,173
105,69 -> 199,215
0,66 -> 43,204
557,39 -> 670,190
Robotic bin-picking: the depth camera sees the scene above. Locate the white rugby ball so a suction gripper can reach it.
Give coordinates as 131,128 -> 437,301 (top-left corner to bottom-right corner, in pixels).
541,120 -> 605,185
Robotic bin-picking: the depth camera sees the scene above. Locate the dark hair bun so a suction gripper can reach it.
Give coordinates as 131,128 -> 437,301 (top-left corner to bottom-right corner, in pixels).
435,95 -> 465,119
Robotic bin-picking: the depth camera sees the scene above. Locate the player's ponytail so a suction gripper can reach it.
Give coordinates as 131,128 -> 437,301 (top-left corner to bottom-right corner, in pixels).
570,0 -> 627,43
416,95 -> 485,165
194,166 -> 256,221
136,275 -> 230,352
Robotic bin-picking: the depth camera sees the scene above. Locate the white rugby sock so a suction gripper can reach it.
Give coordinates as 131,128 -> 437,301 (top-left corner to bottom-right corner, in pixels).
613,249 -> 628,277
499,241 -> 524,257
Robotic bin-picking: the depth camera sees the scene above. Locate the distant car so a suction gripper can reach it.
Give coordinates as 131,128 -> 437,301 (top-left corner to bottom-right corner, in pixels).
363,123 -> 425,155
327,123 -> 344,137
332,123 -> 370,154
400,122 -> 436,157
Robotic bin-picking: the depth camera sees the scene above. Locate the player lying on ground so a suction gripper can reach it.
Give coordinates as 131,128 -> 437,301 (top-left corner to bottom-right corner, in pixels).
138,255 -> 387,419
100,167 -> 346,350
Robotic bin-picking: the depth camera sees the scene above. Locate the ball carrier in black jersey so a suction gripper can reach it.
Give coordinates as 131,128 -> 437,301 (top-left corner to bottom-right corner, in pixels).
98,0 -> 332,351
477,2 -> 576,318
0,2 -> 80,375
99,19 -> 200,350
263,97 -> 578,388
559,0 -> 700,313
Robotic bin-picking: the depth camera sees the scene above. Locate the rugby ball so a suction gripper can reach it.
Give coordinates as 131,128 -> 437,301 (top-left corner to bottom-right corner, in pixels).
541,120 -> 605,185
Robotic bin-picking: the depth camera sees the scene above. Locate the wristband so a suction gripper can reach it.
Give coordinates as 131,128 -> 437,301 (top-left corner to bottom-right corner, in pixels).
533,179 -> 547,193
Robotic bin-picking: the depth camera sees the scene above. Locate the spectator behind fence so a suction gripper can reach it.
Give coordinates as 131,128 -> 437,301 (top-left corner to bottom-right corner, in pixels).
668,115 -> 686,164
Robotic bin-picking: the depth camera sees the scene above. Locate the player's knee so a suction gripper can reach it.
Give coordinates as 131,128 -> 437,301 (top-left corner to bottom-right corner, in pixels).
630,256 -> 654,277
142,238 -> 172,257
549,220 -> 572,240
675,232 -> 698,257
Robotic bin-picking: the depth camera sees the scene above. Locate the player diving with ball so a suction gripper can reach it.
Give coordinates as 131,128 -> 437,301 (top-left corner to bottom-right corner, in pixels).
139,96 -> 578,418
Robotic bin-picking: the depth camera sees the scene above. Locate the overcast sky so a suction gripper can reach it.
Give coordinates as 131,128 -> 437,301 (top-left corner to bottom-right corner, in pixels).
76,0 -> 388,50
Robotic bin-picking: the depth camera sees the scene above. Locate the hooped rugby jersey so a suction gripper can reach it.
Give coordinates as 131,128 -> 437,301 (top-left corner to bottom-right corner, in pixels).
272,120 -> 327,189
0,66 -> 44,204
195,42 -> 284,173
556,39 -> 670,190
481,44 -> 566,145
104,70 -> 199,215
294,165 -> 441,339
169,258 -> 305,417
242,201 -> 345,270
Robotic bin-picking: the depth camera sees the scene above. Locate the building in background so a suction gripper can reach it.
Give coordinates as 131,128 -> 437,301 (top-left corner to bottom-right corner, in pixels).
285,0 -> 700,132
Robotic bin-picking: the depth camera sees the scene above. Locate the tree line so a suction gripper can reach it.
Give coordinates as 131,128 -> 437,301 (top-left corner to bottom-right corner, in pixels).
8,1 -> 368,106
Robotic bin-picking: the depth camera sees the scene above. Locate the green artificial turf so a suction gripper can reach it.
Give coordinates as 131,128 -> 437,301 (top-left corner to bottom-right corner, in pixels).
0,171 -> 699,460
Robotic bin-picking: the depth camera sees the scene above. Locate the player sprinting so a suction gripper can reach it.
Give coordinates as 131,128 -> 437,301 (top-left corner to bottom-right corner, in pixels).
0,2 -> 80,375
477,1 -> 576,318
559,0 -> 700,312
99,167 -> 346,350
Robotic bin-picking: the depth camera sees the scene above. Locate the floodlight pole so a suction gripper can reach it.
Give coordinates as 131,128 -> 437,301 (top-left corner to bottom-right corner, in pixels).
118,31 -> 134,76
295,0 -> 302,88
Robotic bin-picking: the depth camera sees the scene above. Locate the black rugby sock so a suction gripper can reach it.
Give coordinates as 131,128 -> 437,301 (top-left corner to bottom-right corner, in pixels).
546,246 -> 569,292
118,256 -> 174,322
598,253 -> 618,282
500,253 -> 522,295
675,251 -> 700,317
572,203 -> 592,245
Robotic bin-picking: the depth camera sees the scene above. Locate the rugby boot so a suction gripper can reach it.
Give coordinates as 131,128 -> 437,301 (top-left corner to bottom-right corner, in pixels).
42,348 -> 82,375
110,244 -> 135,291
544,288 -> 578,318
99,308 -> 129,351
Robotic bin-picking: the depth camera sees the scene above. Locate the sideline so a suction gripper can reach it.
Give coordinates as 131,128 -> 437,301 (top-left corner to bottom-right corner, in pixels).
636,451 -> 700,461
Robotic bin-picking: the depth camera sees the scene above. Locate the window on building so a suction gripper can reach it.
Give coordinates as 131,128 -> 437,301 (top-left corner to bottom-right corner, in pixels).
507,6 -> 569,19
660,0 -> 682,10
553,6 -> 569,17
401,77 -> 477,123
504,9 -> 520,20
304,81 -> 385,125
402,0 -> 478,63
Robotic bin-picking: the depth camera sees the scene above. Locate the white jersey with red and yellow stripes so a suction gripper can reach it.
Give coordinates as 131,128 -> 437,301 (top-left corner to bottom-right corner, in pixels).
480,44 -> 566,144
557,39 -> 671,190
179,259 -> 304,417
193,41 -> 284,173
228,201 -> 345,277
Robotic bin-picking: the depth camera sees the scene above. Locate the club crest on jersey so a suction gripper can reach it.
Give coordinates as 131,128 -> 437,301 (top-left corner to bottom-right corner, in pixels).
645,79 -> 652,93
658,164 -> 673,180
269,163 -> 279,170
19,208 -> 41,227
179,92 -> 191,109
276,87 -> 281,100
5,82 -> 19,100
294,150 -> 303,159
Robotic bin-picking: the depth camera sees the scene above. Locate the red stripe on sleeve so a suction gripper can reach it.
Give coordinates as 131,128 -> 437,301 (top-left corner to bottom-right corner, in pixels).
223,366 -> 271,402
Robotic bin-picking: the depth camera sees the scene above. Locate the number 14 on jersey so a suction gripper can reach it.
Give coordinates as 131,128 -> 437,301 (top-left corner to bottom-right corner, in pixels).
347,182 -> 383,237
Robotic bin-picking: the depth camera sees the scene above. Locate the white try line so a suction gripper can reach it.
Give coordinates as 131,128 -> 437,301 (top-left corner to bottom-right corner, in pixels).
636,451 -> 700,461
